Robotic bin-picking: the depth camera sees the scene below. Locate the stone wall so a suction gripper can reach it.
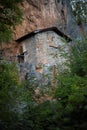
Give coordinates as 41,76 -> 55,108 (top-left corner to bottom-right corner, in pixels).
19,31 -> 69,85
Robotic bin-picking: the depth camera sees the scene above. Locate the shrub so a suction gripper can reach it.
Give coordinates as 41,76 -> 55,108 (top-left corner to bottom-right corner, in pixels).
0,62 -> 35,130
54,39 -> 87,130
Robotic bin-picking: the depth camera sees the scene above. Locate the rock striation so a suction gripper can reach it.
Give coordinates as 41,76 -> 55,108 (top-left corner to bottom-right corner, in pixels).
14,0 -> 68,39
14,0 -> 83,40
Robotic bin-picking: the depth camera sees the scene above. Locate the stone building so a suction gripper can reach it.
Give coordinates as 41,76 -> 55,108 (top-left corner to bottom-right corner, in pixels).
16,27 -> 71,84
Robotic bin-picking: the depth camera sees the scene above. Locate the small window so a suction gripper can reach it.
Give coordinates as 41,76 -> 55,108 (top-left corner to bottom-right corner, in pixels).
0,50 -> 4,61
19,46 -> 23,54
17,53 -> 24,63
17,51 -> 28,63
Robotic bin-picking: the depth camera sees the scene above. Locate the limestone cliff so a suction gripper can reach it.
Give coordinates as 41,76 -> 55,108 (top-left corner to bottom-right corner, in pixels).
14,0 -> 82,40
1,0 -> 84,62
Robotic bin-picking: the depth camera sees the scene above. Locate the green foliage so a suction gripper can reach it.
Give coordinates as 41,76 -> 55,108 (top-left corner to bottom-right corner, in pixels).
0,23 -> 13,42
0,0 -> 23,42
55,75 -> 87,129
69,39 -> 87,76
0,61 -> 20,87
70,0 -> 87,24
0,61 -> 35,130
1,39 -> 87,130
18,101 -> 63,130
54,38 -> 87,129
0,62 -> 19,129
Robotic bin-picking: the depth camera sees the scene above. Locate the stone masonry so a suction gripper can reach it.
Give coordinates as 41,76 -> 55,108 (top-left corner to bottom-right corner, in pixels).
16,28 -> 71,85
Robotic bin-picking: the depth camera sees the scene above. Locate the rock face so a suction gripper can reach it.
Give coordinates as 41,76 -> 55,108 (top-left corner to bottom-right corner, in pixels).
14,0 -> 67,39
63,0 -> 82,39
1,0 -> 84,86
14,0 -> 83,40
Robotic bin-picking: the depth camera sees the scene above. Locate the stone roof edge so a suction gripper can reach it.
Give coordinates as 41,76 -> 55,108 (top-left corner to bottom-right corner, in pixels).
15,26 -> 72,43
